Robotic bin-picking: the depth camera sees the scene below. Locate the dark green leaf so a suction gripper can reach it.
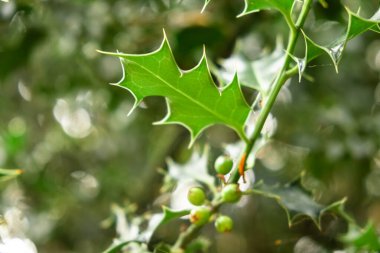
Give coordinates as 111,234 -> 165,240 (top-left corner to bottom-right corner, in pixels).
99,34 -> 250,145
303,8 -> 380,72
250,181 -> 346,228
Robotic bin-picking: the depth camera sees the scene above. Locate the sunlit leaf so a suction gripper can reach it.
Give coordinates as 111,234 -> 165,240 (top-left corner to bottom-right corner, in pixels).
167,147 -> 214,190
250,181 -> 346,228
140,213 -> 165,243
341,223 -> 380,251
202,0 -> 211,13
166,147 -> 216,211
302,8 -> 380,73
220,40 -> 285,96
240,0 -> 295,20
103,205 -> 165,252
99,34 -> 250,145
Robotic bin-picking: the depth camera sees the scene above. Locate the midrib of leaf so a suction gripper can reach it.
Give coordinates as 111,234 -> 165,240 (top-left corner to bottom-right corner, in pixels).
127,59 -> 239,129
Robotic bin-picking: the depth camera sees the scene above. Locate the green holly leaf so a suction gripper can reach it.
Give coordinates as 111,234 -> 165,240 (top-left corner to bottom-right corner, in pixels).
99,35 -> 250,145
240,0 -> 295,20
249,181 -> 346,228
341,223 -> 380,251
159,206 -> 190,225
302,8 -> 380,73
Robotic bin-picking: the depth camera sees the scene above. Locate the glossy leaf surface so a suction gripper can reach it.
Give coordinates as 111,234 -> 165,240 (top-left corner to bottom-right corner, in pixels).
100,36 -> 250,144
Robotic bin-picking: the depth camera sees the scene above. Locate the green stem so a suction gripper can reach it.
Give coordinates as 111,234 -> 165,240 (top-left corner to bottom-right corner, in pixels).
172,224 -> 202,250
171,201 -> 223,251
171,1 -> 314,250
229,0 -> 313,184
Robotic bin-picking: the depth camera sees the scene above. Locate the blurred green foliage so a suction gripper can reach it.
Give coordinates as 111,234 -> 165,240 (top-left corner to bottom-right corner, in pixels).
0,0 -> 380,252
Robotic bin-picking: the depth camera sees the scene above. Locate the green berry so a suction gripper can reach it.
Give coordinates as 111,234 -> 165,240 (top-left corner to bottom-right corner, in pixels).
187,187 -> 206,206
215,215 -> 233,233
221,184 -> 241,203
214,155 -> 233,175
189,207 -> 211,226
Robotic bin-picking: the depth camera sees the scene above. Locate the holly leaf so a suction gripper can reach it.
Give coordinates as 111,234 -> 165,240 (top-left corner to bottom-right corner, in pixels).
250,181 -> 346,228
159,206 -> 190,225
99,34 -> 250,145
341,223 -> 380,251
302,8 -> 380,73
240,0 -> 295,20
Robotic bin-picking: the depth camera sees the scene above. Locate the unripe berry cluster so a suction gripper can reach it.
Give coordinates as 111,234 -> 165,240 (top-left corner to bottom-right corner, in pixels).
184,155 -> 246,233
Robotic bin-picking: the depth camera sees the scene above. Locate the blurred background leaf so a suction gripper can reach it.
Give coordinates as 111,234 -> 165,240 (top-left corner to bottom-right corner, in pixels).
0,0 -> 380,252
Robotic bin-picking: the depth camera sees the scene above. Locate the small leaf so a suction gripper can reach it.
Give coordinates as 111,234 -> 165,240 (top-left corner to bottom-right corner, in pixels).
303,8 -> 380,73
250,181 -> 346,228
341,223 -> 380,251
99,34 -> 250,145
240,0 -> 294,20
159,206 -> 190,226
